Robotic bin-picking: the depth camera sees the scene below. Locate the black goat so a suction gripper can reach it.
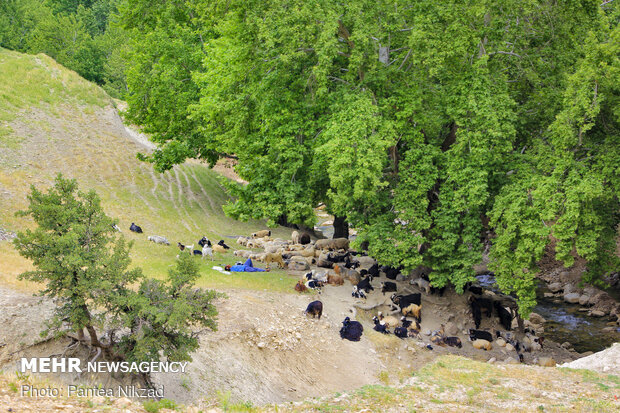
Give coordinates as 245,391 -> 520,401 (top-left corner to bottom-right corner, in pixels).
469,329 -> 493,342
367,263 -> 380,278
466,283 -> 483,295
299,232 -> 311,245
381,281 -> 397,295
372,316 -> 389,334
394,327 -> 408,339
327,251 -> 348,263
391,293 -> 421,309
129,223 -> 143,233
304,301 -> 323,319
469,296 -> 493,318
471,300 -> 482,329
217,240 -> 230,249
356,276 -> 374,293
383,265 -> 400,280
494,301 -> 513,331
443,336 -> 462,348
340,317 -> 363,341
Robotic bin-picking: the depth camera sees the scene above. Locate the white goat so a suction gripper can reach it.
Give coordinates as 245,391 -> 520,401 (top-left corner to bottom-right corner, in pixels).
202,245 -> 214,261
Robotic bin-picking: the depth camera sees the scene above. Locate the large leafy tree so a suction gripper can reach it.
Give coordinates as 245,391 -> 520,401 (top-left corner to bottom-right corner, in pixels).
120,0 -> 619,316
14,175 -> 218,383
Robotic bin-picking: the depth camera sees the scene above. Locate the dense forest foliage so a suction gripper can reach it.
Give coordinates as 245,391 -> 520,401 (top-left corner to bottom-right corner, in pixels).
2,1 -> 618,316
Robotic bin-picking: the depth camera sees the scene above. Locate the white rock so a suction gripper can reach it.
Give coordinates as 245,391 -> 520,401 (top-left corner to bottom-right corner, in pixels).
563,293 -> 581,304
548,282 -> 563,293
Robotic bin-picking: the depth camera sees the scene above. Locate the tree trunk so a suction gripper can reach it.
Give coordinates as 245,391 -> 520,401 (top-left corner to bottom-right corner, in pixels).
333,216 -> 348,239
276,214 -> 297,228
515,312 -> 525,335
85,325 -> 101,347
441,122 -> 458,152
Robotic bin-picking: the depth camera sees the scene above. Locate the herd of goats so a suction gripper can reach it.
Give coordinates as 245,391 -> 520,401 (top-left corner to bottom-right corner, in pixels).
122,222 -> 546,364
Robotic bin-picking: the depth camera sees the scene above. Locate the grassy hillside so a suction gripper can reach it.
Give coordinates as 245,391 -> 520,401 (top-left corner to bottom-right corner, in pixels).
276,356 -> 620,412
0,48 -> 295,293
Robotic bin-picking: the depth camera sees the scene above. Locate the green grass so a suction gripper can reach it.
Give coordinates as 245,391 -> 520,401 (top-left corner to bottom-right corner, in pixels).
0,48 -> 109,113
0,48 -> 296,295
142,398 -> 178,413
267,356 -> 620,412
0,124 -> 22,149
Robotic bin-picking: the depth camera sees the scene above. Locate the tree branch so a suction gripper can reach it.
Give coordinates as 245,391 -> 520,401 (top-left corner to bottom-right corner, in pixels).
489,51 -> 522,58
398,49 -> 412,70
327,76 -> 350,84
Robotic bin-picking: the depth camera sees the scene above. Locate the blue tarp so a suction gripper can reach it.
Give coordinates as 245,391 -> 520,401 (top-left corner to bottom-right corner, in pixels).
229,258 -> 266,272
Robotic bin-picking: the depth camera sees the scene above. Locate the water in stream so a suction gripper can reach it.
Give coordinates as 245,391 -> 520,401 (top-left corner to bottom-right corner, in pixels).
476,274 -> 620,353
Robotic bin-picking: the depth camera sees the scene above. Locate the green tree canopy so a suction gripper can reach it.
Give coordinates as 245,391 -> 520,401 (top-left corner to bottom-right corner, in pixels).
120,0 -> 619,316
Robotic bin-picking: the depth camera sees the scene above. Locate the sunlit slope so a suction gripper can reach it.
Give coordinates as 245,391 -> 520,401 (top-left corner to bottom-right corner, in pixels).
0,48 -> 293,291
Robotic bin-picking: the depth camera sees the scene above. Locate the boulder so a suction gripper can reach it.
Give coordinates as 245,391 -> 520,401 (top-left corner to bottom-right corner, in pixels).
563,283 -> 574,294
445,322 -> 459,336
563,293 -> 581,304
409,265 -> 432,280
504,357 -> 519,364
548,282 -> 563,293
544,292 -> 555,298
288,259 -> 310,271
583,286 -> 599,297
591,295 -> 617,315
473,262 -> 488,275
579,294 -> 591,306
561,342 -> 572,349
588,291 -> 606,306
505,343 -> 515,352
537,357 -> 556,367
355,256 -> 377,269
590,310 -> 605,317
529,312 -> 546,325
